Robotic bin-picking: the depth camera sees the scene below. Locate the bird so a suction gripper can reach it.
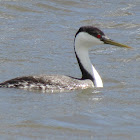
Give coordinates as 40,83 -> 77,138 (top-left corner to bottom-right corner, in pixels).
0,26 -> 131,92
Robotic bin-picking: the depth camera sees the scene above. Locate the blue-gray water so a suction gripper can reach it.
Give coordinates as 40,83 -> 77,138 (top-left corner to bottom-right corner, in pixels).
0,0 -> 140,139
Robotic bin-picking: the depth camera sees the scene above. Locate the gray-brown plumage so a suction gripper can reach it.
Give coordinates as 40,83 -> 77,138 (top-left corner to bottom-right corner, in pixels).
0,75 -> 93,92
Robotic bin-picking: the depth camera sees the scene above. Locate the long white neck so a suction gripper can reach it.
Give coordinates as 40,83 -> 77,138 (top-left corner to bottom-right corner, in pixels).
74,32 -> 103,87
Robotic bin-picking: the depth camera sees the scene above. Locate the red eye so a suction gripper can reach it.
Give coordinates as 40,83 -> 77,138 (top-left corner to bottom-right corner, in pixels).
97,34 -> 101,38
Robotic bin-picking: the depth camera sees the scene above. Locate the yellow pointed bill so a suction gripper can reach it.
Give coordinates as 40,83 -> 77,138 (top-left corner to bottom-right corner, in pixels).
103,38 -> 132,49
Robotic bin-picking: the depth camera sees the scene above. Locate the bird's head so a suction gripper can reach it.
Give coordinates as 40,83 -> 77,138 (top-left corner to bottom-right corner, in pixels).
75,26 -> 132,49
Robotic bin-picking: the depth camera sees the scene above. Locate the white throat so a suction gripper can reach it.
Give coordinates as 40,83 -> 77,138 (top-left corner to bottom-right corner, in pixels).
74,32 -> 103,87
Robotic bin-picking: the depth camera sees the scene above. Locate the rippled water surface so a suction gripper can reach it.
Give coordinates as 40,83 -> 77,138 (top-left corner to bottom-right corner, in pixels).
0,0 -> 140,139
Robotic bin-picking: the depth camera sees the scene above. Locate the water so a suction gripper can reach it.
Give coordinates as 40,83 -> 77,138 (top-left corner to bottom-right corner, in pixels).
0,0 -> 140,139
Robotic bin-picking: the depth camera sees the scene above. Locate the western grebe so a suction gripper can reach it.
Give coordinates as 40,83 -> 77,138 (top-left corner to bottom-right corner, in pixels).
0,26 -> 131,92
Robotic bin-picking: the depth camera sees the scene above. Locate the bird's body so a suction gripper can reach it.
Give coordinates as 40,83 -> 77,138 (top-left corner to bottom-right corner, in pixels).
0,26 -> 131,92
0,75 -> 93,92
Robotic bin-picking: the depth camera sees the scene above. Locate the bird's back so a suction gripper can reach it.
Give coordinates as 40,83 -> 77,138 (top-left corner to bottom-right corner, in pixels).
0,75 -> 93,92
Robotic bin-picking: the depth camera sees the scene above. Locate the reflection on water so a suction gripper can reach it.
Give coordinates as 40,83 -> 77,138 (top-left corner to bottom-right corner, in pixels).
0,0 -> 140,139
